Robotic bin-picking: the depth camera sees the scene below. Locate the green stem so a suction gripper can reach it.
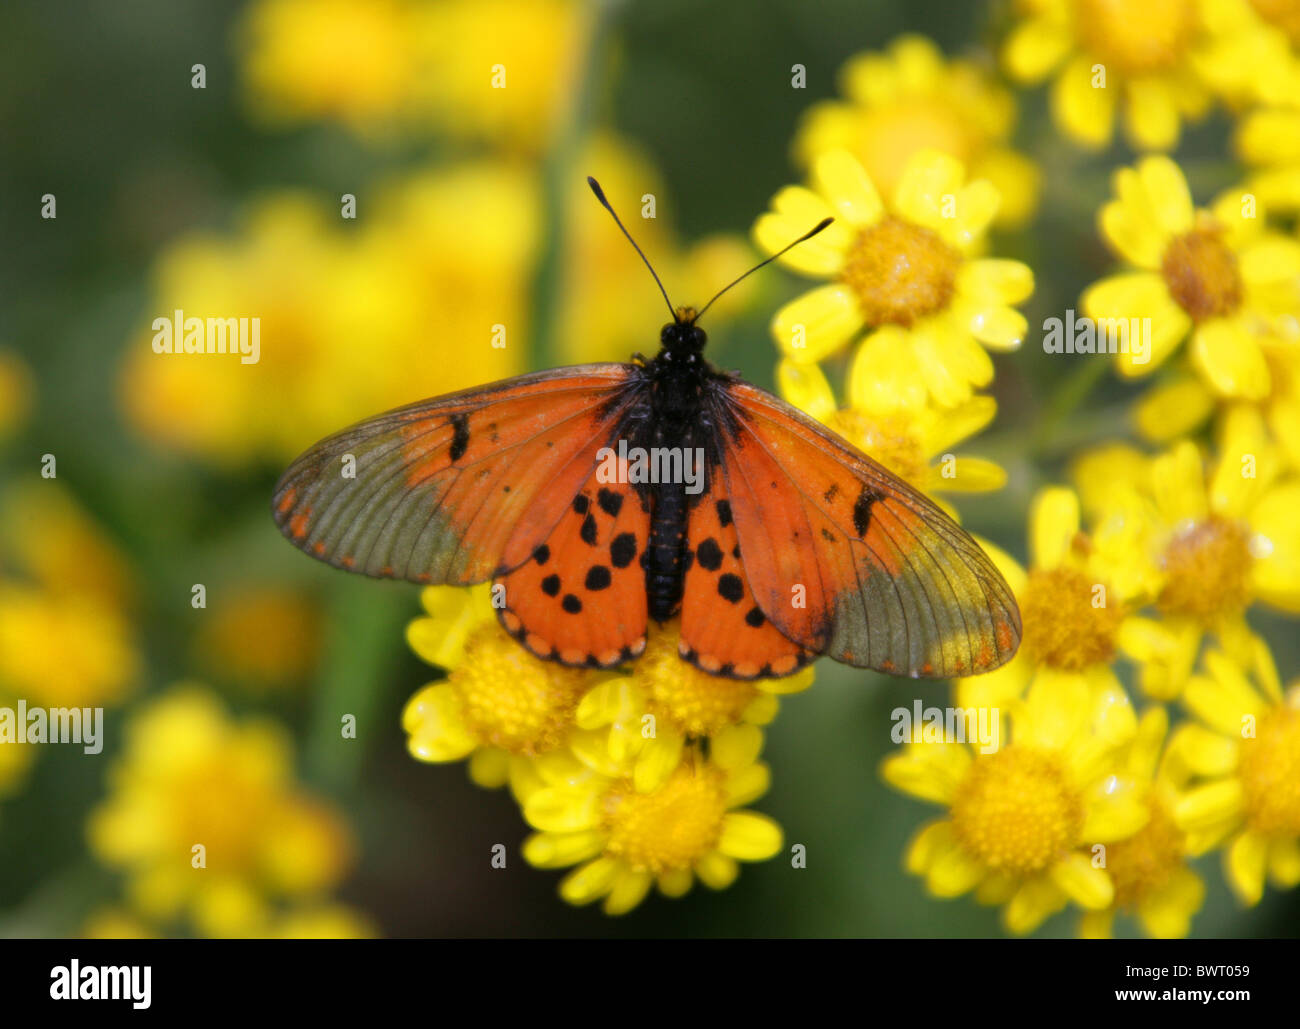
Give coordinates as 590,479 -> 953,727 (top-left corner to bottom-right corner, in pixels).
1032,355 -> 1113,459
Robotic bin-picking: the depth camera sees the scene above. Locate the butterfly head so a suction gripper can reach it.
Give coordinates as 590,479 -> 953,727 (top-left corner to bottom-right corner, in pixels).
661,307 -> 707,354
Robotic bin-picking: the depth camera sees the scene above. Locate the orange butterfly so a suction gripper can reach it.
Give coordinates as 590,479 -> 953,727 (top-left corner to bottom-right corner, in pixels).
274,178 -> 1020,680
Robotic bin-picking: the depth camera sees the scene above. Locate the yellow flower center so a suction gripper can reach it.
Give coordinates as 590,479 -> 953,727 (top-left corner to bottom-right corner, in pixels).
1161,228 -> 1243,322
449,624 -> 589,755
1157,516 -> 1252,624
840,216 -> 959,327
634,622 -> 757,735
828,410 -> 930,488
1020,566 -> 1124,670
600,762 -> 729,874
1105,794 -> 1184,909
1075,0 -> 1196,75
1238,707 -> 1300,837
951,748 -> 1085,874
1249,0 -> 1300,44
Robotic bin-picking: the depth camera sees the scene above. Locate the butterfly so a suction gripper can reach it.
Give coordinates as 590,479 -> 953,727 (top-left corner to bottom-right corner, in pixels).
273,178 -> 1021,680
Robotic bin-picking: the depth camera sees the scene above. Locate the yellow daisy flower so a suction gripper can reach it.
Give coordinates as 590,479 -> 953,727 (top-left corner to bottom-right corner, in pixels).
792,35 -> 1041,228
1078,707 -> 1206,938
1171,636 -> 1300,905
1235,106 -> 1300,214
882,671 -> 1147,934
194,585 -> 321,691
1082,156 -> 1300,387
403,585 -> 604,795
776,357 -> 1008,502
520,735 -> 782,915
573,619 -> 812,794
954,486 -> 1149,714
1072,413 -> 1300,697
88,686 -> 356,939
754,149 -> 1033,408
1001,0 -> 1217,150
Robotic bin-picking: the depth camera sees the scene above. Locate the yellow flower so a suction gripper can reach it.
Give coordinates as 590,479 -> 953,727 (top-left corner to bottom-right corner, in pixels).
403,585 -> 603,795
82,907 -> 154,940
120,165 -> 533,466
1170,637 -> 1300,905
1190,0 -> 1300,107
520,736 -> 782,915
883,671 -> 1146,934
1235,106 -> 1300,214
573,620 -> 812,793
1083,156 -> 1300,386
954,486 -> 1148,713
793,35 -> 1041,228
238,0 -> 587,150
777,358 -> 1007,501
88,687 -> 356,938
1078,708 -> 1206,938
263,904 -> 377,938
1072,414 -> 1300,697
0,482 -> 139,709
1001,0 -> 1217,150
755,149 -> 1033,408
239,0 -> 421,133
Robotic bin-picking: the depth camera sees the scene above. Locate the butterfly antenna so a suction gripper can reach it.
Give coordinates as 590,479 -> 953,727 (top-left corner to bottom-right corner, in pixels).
694,216 -> 834,322
587,176 -> 676,320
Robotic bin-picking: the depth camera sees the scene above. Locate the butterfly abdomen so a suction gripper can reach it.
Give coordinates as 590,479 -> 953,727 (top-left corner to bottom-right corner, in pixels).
645,478 -> 689,622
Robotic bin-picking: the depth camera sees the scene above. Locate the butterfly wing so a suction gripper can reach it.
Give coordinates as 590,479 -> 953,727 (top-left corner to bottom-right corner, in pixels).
497,477 -> 650,667
272,365 -> 645,585
678,487 -> 816,678
703,380 -> 1020,678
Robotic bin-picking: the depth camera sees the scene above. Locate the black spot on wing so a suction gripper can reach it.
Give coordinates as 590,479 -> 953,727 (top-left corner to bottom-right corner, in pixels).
449,413 -> 470,462
610,533 -> 638,568
597,488 -> 623,518
715,500 -> 732,527
533,544 -> 550,565
573,494 -> 590,515
562,593 -> 583,614
541,574 -> 561,597
853,486 -> 881,537
585,565 -> 611,591
717,573 -> 744,603
744,606 -> 765,628
696,538 -> 723,571
580,513 -> 598,545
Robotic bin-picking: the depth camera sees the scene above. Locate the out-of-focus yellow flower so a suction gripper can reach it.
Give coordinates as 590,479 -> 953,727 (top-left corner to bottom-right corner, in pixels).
1235,106 -> 1300,214
0,482 -> 139,710
82,907 -> 154,940
264,904 -> 377,938
556,134 -> 758,364
883,671 -> 1146,934
1078,708 -> 1206,938
195,585 -> 321,691
1073,414 -> 1300,697
955,486 -> 1149,712
754,149 -> 1033,408
121,164 -> 535,466
0,348 -> 33,441
777,358 -> 1007,504
88,686 -> 356,938
403,585 -> 604,795
1190,0 -> 1300,107
520,737 -> 782,915
1001,0 -> 1223,150
794,35 -> 1041,228
1082,156 -> 1300,387
239,0 -> 421,133
239,0 -> 588,151
573,620 -> 812,793
1171,637 -> 1300,905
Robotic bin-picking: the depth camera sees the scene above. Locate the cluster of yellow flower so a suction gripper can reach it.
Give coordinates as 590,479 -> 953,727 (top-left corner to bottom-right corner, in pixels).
749,20 -> 1300,936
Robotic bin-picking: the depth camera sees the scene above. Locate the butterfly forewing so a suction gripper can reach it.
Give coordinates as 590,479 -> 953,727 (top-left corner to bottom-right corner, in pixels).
711,381 -> 1021,678
272,365 -> 643,585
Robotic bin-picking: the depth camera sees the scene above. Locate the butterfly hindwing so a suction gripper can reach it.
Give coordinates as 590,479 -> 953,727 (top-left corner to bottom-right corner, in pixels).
496,477 -> 650,667
712,381 -> 1021,678
678,488 -> 816,679
273,366 -> 642,585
